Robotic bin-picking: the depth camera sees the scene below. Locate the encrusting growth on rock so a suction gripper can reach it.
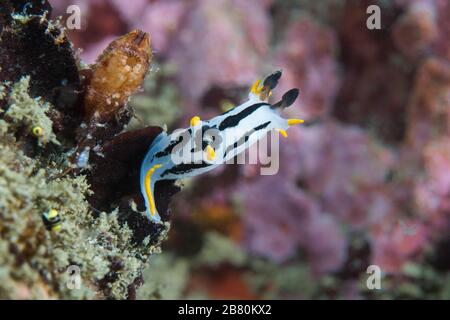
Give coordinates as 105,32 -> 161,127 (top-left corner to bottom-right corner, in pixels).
0,0 -> 178,299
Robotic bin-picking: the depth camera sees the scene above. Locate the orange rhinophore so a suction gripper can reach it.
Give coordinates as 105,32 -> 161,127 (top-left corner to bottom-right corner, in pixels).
84,29 -> 152,120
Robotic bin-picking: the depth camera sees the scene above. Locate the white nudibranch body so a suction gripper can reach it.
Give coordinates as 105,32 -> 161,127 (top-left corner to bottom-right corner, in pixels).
140,71 -> 304,222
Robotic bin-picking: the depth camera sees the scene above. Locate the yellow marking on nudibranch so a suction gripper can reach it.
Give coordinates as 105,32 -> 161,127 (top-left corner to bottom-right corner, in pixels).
47,209 -> 58,219
32,126 -> 44,137
42,209 -> 61,232
139,71 -> 304,222
250,79 -> 264,95
190,116 -> 201,126
287,119 -> 304,126
277,129 -> 288,138
205,145 -> 215,161
51,224 -> 62,232
145,164 -> 163,217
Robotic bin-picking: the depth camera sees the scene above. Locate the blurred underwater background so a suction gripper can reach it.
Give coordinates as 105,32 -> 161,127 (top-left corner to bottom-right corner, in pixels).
1,0 -> 450,299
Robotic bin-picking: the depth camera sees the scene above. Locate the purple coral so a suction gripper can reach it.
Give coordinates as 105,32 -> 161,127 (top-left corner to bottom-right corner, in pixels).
240,121 -> 395,273
168,0 -> 270,104
242,171 -> 348,273
294,122 -> 394,228
274,15 -> 339,119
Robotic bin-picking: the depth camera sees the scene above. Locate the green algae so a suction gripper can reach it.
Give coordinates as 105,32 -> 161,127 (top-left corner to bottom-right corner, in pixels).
193,232 -> 246,268
136,231 -> 247,299
2,76 -> 59,145
0,83 -> 7,100
0,79 -> 170,299
137,253 -> 189,300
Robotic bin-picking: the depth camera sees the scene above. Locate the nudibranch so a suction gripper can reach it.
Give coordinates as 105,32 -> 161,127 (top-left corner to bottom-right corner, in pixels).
140,71 -> 304,222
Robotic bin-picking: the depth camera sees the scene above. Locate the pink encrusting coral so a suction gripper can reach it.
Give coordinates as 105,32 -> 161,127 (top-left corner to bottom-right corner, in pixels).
241,174 -> 348,274
370,219 -> 428,273
168,0 -> 271,104
134,0 -> 187,54
274,15 -> 340,119
241,175 -> 319,264
415,138 -> 450,231
294,122 -> 395,228
392,0 -> 438,60
240,121 -> 399,273
434,0 -> 450,60
405,58 -> 450,153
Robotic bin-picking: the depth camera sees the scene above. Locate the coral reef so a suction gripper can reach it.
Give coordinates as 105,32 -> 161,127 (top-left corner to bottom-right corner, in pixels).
274,14 -> 339,119
0,119 -> 169,299
0,0 -> 177,299
155,0 -> 450,300
4,76 -> 59,145
2,0 -> 450,300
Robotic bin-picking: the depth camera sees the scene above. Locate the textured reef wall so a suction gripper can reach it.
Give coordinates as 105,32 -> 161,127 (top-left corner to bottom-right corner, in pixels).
0,0 -> 177,299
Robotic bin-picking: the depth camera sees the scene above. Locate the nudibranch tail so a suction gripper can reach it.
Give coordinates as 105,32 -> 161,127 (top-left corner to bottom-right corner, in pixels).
144,164 -> 162,219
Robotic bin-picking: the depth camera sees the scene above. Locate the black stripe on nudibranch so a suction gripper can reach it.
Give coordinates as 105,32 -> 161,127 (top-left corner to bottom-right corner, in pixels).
218,103 -> 268,131
224,140 -> 242,158
160,162 -> 212,177
254,121 -> 272,131
154,134 -> 184,158
223,121 -> 271,157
